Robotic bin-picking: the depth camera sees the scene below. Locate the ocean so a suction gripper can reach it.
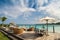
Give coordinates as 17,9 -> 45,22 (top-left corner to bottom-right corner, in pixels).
18,24 -> 60,33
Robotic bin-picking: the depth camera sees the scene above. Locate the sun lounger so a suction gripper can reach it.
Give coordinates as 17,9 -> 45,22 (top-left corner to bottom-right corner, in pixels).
27,27 -> 34,31
35,29 -> 46,36
13,28 -> 24,34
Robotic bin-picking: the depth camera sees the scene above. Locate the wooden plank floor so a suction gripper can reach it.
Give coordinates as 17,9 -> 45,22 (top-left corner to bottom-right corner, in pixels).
0,29 -> 24,40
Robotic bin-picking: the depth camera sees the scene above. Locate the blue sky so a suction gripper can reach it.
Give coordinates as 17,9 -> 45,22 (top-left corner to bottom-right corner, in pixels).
0,0 -> 60,24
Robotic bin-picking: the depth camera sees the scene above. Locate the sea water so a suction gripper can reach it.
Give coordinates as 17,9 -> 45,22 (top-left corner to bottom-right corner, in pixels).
18,24 -> 60,33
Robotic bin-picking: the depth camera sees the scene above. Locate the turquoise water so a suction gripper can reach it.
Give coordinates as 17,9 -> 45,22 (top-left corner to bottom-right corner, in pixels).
18,24 -> 60,33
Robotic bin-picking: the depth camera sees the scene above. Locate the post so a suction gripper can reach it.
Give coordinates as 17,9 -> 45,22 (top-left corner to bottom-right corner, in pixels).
53,24 -> 55,33
46,20 -> 48,36
46,20 -> 48,32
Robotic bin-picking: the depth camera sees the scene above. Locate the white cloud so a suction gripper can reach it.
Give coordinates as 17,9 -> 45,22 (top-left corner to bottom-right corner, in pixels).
0,0 -> 36,19
23,12 -> 32,20
38,0 -> 48,6
45,1 -> 60,19
0,0 -> 60,23
38,0 -> 60,19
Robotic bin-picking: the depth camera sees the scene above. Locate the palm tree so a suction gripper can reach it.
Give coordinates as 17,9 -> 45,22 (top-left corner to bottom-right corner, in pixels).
1,17 -> 7,27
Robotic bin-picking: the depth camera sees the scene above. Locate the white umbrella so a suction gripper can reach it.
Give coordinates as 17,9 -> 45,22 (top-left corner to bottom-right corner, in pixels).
40,16 -> 55,35
10,22 -> 16,26
9,22 -> 17,28
40,17 -> 55,23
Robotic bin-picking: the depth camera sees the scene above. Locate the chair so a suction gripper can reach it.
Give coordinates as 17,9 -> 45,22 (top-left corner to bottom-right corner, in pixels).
35,29 -> 46,37
13,28 -> 24,34
27,27 -> 34,31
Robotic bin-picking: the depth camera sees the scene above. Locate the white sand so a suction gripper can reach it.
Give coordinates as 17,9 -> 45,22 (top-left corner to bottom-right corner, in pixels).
35,32 -> 60,40
19,31 -> 60,40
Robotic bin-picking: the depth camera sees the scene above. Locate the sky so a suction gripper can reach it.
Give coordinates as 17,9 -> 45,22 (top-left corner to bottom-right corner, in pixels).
0,0 -> 60,24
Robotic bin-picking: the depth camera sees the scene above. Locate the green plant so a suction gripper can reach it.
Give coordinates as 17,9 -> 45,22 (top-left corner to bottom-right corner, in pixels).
1,17 -> 7,27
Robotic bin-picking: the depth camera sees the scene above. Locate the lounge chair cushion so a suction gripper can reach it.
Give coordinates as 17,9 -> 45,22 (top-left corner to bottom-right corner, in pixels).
27,27 -> 34,31
13,28 -> 24,34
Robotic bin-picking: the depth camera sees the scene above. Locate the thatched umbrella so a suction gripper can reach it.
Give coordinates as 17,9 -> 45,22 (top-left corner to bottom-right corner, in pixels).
40,16 -> 55,35
9,22 -> 17,29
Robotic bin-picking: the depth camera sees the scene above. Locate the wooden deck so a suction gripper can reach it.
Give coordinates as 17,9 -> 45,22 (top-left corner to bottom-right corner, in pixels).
0,28 -> 24,40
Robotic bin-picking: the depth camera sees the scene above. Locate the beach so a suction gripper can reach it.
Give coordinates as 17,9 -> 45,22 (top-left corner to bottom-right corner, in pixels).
35,32 -> 60,40
17,31 -> 60,40
9,24 -> 60,40
0,0 -> 60,40
1,24 -> 60,40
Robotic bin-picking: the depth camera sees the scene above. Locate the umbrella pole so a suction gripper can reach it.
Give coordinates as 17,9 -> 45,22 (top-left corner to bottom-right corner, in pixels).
46,20 -> 48,36
47,21 -> 48,32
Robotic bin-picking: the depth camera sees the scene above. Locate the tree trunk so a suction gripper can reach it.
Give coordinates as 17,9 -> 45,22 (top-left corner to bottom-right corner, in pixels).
2,22 -> 4,27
